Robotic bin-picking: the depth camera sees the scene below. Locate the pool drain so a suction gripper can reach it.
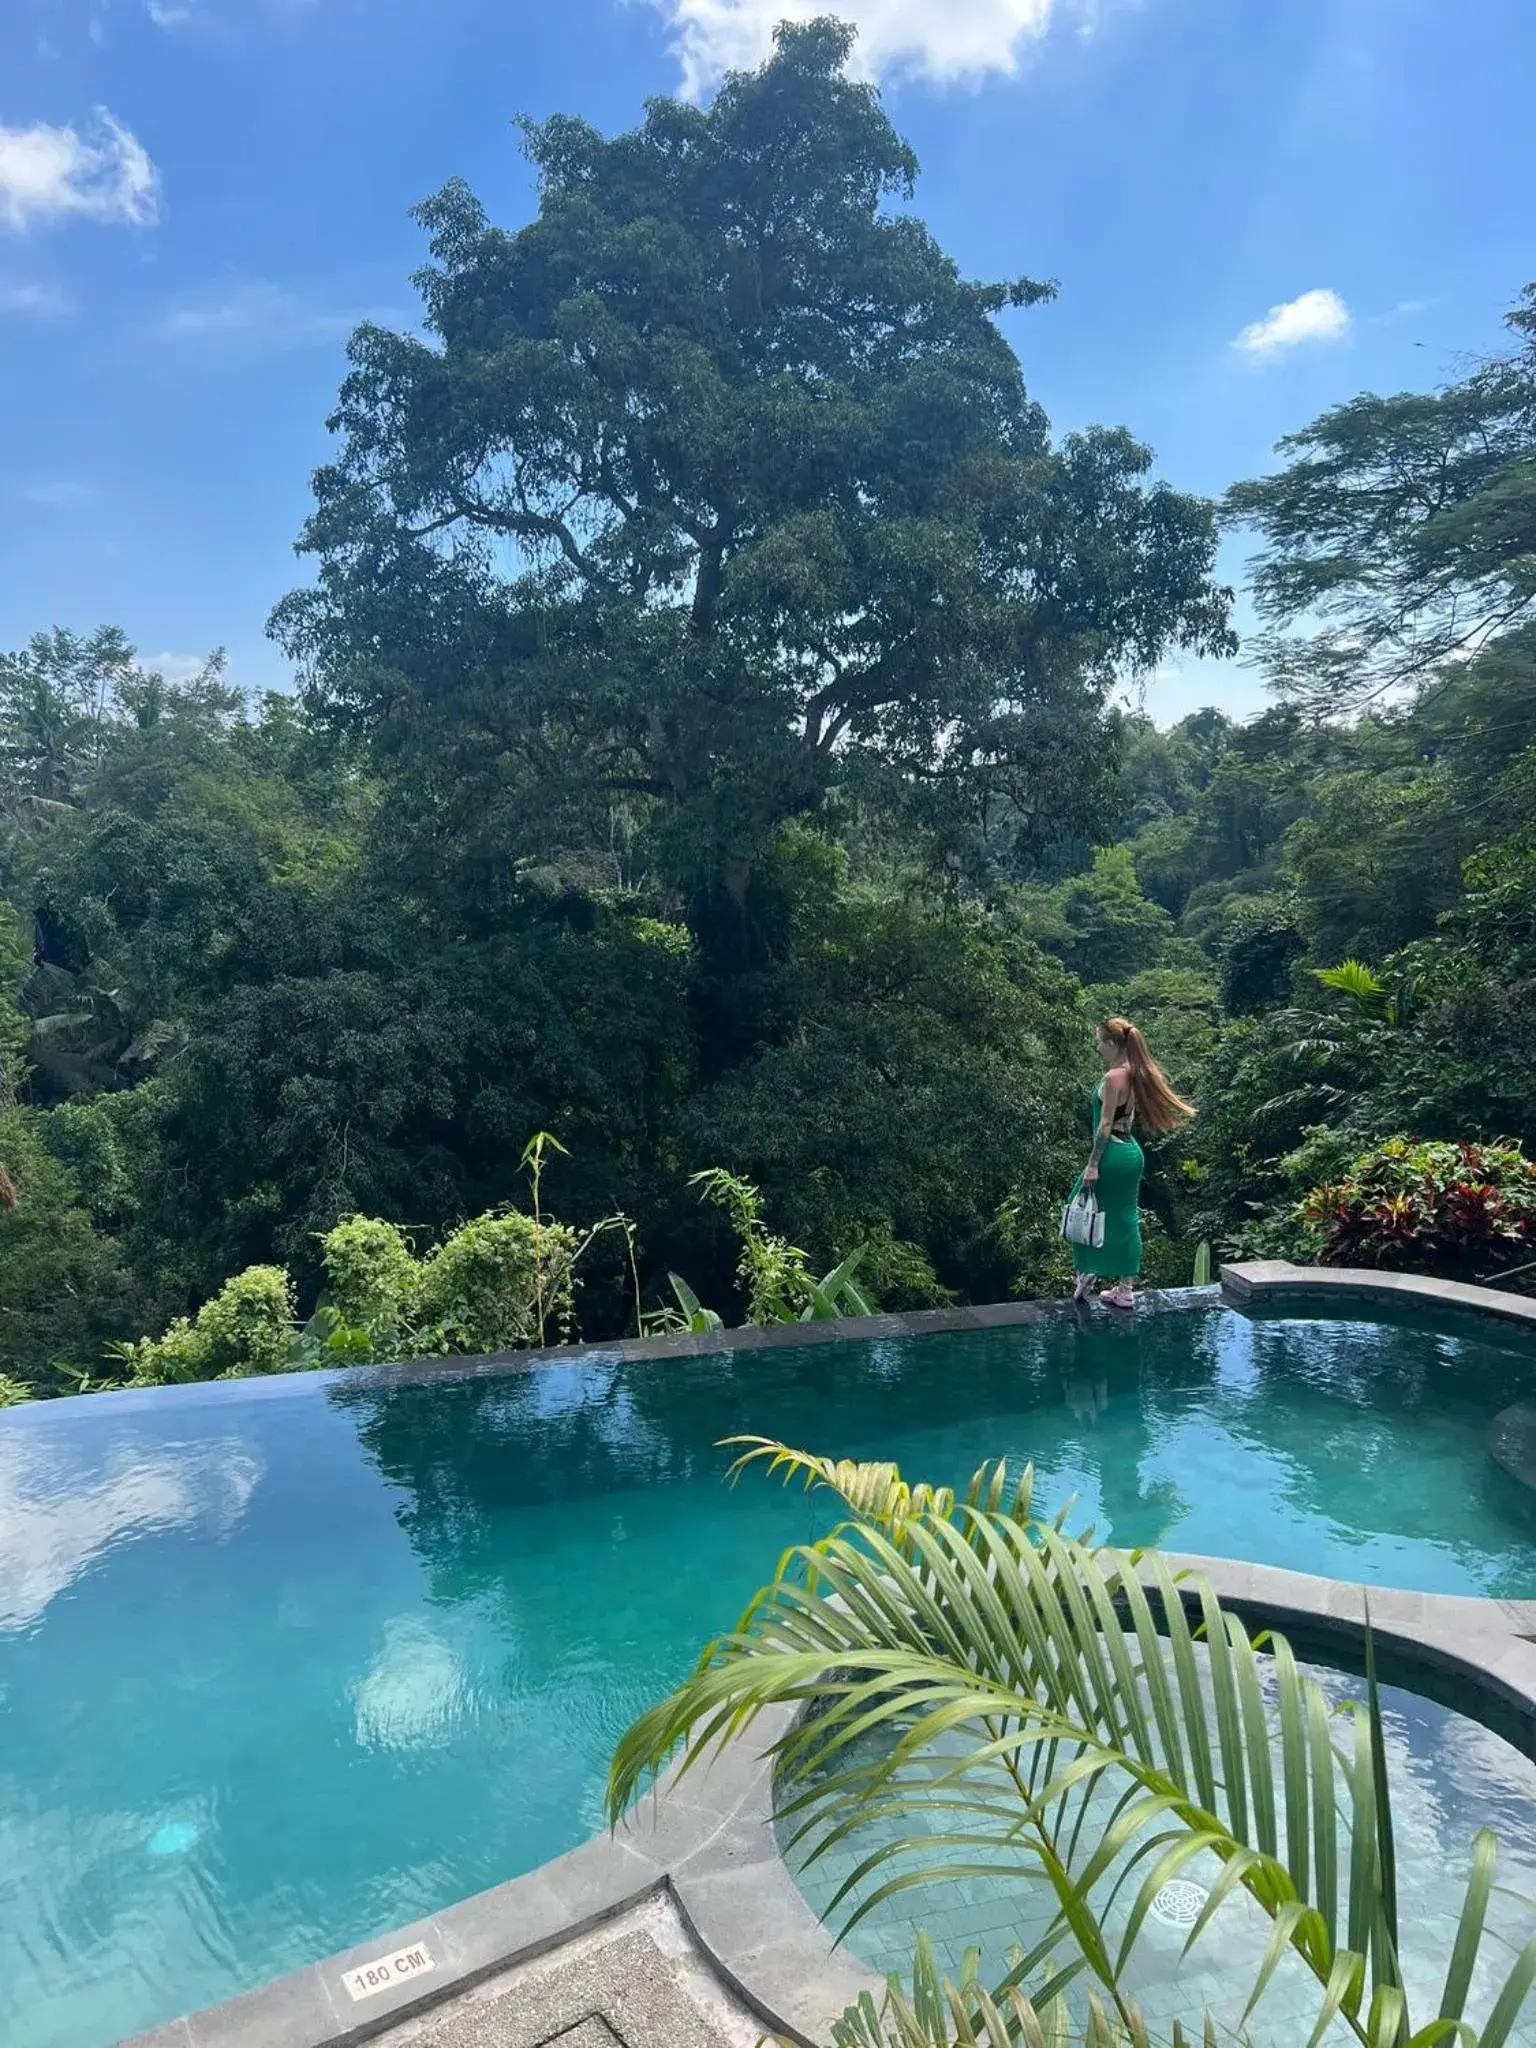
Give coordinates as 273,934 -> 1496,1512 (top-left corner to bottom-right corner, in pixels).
1150,1878 -> 1208,1929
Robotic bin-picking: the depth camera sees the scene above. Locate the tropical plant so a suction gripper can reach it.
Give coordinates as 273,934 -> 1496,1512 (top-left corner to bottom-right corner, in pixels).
1297,1136 -> 1536,1284
1313,962 -> 1419,1030
610,1440 -> 1536,2048
827,1931 -> 1191,2048
1247,962 -> 1415,1136
643,1272 -> 726,1336
106,1264 -> 297,1385
689,1166 -> 877,1323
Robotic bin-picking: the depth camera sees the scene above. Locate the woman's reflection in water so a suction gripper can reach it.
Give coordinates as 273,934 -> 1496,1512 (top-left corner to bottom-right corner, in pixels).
1062,1305 -> 1186,1550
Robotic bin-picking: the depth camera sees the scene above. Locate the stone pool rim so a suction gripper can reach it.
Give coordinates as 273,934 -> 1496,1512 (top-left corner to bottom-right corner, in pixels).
111,1262 -> 1536,2048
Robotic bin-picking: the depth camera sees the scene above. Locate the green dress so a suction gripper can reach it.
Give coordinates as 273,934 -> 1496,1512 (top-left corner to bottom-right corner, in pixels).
1069,1079 -> 1144,1280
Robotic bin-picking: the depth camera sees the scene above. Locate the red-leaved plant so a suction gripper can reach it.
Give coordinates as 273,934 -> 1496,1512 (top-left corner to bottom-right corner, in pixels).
1298,1136 -> 1536,1282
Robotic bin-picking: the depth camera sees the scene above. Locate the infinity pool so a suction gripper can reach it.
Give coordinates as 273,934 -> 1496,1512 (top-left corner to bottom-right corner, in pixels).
2,1303 -> 1536,2047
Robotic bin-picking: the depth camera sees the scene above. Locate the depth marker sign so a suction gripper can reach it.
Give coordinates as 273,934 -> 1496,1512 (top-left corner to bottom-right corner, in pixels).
340,1943 -> 436,2001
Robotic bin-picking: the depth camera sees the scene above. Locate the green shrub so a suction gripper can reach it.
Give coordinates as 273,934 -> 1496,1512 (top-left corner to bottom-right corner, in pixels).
320,1215 -> 421,1342
686,1168 -> 875,1324
110,1265 -> 296,1384
416,1208 -> 581,1353
849,1230 -> 954,1312
1298,1136 -> 1536,1283
94,1137 -> 883,1394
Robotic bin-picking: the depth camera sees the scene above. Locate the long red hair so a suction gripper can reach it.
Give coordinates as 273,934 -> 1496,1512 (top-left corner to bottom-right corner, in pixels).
1101,1017 -> 1195,1137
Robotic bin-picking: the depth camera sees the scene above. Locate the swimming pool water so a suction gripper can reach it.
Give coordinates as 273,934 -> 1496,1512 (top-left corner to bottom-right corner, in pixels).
2,1303 -> 1536,2046
784,1655 -> 1536,2047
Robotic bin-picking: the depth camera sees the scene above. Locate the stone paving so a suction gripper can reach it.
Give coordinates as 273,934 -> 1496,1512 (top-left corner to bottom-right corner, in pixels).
369,1898 -> 759,2048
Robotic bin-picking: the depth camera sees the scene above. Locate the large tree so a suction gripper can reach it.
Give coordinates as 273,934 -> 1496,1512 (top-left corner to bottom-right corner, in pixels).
1227,282 -> 1536,717
274,19 -> 1232,933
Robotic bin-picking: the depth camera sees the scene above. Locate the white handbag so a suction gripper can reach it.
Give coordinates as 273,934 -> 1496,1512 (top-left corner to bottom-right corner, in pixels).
1060,1190 -> 1105,1250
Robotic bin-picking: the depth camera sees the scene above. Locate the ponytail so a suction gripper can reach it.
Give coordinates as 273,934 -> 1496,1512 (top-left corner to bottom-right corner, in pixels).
1101,1017 -> 1195,1137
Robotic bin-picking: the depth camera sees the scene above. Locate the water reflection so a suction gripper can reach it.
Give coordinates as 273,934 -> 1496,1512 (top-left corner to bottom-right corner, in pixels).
0,1422 -> 262,1632
330,1306 -> 1536,1603
1059,1309 -> 1188,1547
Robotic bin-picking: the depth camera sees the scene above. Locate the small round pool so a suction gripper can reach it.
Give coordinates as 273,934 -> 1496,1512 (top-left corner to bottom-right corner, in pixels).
1,1300 -> 1535,2046
781,1653 -> 1536,2047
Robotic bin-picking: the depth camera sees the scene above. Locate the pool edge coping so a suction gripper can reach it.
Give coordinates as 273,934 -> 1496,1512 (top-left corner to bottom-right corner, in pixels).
117,1263 -> 1536,2048
13,1287 -> 1224,1421
117,1697 -> 874,2048
1219,1258 -> 1536,1331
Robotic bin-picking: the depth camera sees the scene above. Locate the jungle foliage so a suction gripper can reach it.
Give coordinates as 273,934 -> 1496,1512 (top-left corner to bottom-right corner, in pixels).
3,26 -> 1535,1393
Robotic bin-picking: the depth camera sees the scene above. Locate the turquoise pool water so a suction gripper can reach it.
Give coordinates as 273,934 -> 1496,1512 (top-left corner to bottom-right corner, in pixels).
2,1303 -> 1536,2046
785,1655 -> 1536,2047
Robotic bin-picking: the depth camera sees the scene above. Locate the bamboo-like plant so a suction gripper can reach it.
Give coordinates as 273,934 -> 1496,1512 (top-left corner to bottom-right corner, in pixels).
609,1441 -> 1536,2048
675,1168 -> 876,1325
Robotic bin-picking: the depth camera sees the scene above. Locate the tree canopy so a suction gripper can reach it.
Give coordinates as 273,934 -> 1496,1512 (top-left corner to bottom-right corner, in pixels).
274,19 -> 1231,929
1228,284 -> 1536,717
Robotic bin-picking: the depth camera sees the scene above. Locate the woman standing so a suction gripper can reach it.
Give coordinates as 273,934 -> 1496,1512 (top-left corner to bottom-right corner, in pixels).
1070,1017 -> 1194,1311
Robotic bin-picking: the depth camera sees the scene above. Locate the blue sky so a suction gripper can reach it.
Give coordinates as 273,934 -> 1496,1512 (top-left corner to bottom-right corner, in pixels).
1,0 -> 1532,720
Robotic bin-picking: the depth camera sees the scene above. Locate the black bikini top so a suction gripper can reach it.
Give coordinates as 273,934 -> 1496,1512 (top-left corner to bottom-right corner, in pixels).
1102,1076 -> 1135,1136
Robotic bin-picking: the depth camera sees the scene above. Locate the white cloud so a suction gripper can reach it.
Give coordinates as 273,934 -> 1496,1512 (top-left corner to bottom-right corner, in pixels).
155,279 -> 393,357
140,650 -> 209,683
0,279 -> 70,316
146,0 -> 196,21
656,0 -> 1085,96
0,110 -> 159,233
14,479 -> 99,509
353,1615 -> 474,1750
1232,287 -> 1350,359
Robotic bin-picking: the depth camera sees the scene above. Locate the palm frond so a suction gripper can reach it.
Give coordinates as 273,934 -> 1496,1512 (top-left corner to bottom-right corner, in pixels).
1317,961 -> 1387,1009
610,1441 -> 1536,2048
828,1932 -> 1089,2048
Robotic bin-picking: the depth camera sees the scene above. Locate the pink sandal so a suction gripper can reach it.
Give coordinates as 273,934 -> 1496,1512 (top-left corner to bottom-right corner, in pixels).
1099,1286 -> 1134,1312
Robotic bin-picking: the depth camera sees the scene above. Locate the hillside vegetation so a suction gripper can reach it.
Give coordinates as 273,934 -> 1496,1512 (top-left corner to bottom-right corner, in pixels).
3,24 -> 1534,1394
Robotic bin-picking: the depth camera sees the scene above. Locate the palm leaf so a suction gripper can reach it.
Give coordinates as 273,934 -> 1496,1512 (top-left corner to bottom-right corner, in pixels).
666,1272 -> 723,1330
609,1442 -> 1536,2048
1317,961 -> 1387,1010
